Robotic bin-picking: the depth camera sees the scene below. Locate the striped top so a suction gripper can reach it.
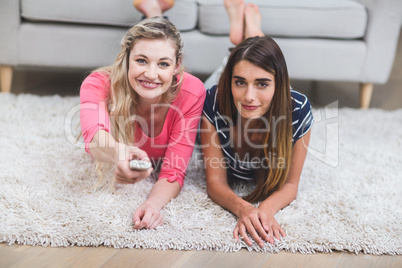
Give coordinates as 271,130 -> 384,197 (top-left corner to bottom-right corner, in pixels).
202,85 -> 314,181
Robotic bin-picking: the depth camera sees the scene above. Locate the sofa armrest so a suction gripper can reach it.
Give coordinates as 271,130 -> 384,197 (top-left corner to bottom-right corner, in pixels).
0,0 -> 20,65
355,0 -> 402,83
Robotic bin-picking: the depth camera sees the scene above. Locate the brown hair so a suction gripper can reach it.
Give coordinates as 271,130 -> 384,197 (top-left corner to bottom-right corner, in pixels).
216,36 -> 292,202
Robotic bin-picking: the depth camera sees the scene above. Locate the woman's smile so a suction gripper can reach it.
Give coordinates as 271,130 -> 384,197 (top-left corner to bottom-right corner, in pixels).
241,104 -> 261,110
138,79 -> 161,89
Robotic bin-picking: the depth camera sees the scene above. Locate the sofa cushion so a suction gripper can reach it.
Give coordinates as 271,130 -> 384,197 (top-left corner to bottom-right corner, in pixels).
198,0 -> 367,39
21,0 -> 197,31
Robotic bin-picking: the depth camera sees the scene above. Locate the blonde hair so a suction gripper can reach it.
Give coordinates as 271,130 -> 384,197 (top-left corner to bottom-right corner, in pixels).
93,17 -> 185,185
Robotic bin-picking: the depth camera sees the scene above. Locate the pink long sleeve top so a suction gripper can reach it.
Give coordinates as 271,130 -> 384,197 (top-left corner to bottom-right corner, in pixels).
80,71 -> 206,188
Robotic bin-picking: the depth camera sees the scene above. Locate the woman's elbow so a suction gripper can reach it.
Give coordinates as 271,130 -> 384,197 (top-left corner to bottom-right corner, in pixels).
281,182 -> 299,201
290,184 -> 299,201
206,184 -> 215,199
205,180 -> 221,201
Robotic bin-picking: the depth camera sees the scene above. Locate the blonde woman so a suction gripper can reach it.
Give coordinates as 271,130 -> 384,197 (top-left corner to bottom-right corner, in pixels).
80,17 -> 206,230
201,4 -> 313,247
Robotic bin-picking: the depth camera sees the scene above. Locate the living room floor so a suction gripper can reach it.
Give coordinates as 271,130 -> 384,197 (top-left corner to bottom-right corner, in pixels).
1,30 -> 402,267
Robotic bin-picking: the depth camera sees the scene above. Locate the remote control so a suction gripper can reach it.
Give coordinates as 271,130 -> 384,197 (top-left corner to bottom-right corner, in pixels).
129,160 -> 152,171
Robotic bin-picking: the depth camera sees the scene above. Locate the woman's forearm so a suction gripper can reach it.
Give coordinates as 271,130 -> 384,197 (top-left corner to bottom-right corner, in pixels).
259,131 -> 311,215
258,182 -> 298,215
207,180 -> 253,217
145,178 -> 181,210
259,130 -> 311,214
89,130 -> 119,164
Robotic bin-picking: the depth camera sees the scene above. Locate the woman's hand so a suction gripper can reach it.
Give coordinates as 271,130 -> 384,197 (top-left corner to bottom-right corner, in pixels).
260,209 -> 287,244
132,201 -> 164,230
131,178 -> 180,230
234,204 -> 286,247
114,145 -> 153,184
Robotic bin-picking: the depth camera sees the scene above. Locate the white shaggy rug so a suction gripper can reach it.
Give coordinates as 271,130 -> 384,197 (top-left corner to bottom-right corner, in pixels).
0,93 -> 401,255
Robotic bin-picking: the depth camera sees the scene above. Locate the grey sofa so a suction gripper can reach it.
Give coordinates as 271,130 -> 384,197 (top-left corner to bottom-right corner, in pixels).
1,0 -> 401,108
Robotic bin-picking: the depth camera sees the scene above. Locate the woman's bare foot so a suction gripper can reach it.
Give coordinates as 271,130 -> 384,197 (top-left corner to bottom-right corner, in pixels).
158,0 -> 175,12
244,3 -> 264,39
134,0 -> 162,18
224,0 -> 245,45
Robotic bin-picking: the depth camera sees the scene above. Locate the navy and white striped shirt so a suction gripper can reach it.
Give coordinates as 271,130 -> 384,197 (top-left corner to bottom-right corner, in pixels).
202,85 -> 314,181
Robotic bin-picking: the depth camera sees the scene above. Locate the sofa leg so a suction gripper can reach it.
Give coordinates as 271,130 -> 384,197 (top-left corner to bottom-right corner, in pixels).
359,83 -> 373,109
0,66 -> 13,93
